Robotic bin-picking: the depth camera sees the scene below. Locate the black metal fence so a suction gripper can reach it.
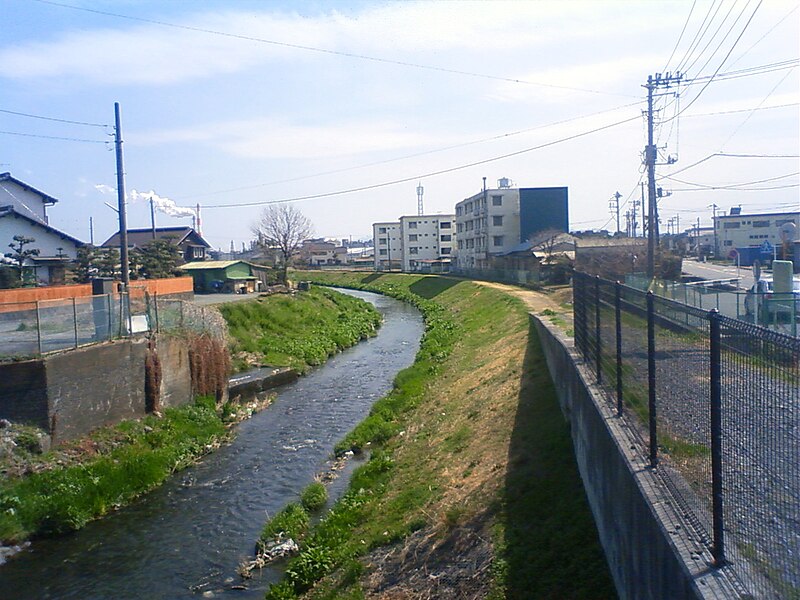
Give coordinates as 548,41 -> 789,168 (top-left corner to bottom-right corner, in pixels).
573,271 -> 799,599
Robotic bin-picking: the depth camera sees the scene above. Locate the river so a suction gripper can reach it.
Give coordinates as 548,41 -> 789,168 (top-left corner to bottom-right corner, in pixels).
0,289 -> 423,599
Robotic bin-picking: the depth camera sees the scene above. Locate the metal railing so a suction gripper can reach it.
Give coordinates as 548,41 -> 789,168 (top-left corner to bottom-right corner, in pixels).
0,293 -> 226,359
573,271 -> 799,599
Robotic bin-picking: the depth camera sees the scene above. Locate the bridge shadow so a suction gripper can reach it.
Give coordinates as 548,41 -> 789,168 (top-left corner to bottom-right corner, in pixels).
501,316 -> 616,599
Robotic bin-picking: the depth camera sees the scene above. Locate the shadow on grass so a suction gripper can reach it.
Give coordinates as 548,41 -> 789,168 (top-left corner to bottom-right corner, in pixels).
408,276 -> 461,299
501,316 -> 616,599
360,273 -> 384,284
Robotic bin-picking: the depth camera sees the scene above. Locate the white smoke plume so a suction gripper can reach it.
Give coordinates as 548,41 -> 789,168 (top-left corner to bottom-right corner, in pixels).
128,189 -> 196,218
94,184 -> 116,195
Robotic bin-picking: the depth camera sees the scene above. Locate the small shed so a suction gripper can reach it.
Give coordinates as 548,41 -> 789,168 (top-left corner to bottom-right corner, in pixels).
179,260 -> 259,293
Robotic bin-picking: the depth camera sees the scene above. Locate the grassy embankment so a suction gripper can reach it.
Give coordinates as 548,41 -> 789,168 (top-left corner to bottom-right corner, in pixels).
0,288 -> 381,547
260,272 -> 616,599
219,287 -> 382,373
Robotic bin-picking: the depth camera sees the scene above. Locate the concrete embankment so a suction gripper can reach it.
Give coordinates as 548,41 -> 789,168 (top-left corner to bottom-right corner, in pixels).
227,367 -> 299,401
532,315 -> 740,600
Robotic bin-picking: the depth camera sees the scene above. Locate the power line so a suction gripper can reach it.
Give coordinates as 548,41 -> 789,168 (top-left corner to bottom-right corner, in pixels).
661,171 -> 799,189
662,0 -> 697,72
0,130 -> 110,143
202,114 -> 641,209
726,4 -> 800,70
0,108 -> 108,128
670,183 -> 798,192
656,152 -> 799,180
675,0 -> 725,73
682,0 -> 752,78
177,101 -> 643,200
682,101 -> 798,118
667,0 -> 764,122
33,0 -> 637,99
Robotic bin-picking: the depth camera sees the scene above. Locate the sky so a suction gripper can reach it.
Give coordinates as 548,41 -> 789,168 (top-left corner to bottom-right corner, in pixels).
1,0 -> 798,251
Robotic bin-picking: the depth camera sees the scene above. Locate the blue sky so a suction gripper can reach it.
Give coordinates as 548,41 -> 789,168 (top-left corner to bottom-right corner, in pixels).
1,0 -> 797,250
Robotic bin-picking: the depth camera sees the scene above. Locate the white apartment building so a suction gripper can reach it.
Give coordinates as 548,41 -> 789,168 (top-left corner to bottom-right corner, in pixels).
454,184 -> 521,270
714,210 -> 799,256
373,221 -> 402,270
399,215 -> 454,271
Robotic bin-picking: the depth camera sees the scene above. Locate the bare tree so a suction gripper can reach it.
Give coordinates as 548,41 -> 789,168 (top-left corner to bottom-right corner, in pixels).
251,204 -> 313,284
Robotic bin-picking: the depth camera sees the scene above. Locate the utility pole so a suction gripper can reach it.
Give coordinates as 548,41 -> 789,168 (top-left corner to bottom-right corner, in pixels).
710,203 -> 719,258
644,71 -> 682,278
609,191 -> 622,234
89,217 -> 94,246
150,196 -> 157,239
114,102 -> 129,288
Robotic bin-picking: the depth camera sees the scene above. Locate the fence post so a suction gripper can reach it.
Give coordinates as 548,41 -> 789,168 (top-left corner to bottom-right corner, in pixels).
106,293 -> 112,339
180,300 -> 185,328
615,281 -> 623,416
709,309 -> 725,565
35,300 -> 42,355
72,297 -> 79,349
647,291 -> 658,468
595,275 -> 602,384
154,293 -> 160,333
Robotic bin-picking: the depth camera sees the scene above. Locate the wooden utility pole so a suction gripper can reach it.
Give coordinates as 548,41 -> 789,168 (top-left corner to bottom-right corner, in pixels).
114,102 -> 129,288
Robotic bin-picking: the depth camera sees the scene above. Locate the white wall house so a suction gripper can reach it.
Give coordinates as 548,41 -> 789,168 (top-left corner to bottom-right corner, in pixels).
373,222 -> 402,270
714,211 -> 799,256
454,184 -> 520,270
398,215 -> 455,271
0,172 -> 58,224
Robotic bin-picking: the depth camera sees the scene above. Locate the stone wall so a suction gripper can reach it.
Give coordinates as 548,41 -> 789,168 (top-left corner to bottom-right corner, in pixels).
532,316 -> 739,600
155,334 -> 192,409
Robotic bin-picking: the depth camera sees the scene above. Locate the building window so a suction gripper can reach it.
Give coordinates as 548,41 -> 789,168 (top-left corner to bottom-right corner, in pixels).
493,235 -> 504,246
408,222 -> 418,229
378,227 -> 387,234
409,247 -> 419,254
776,219 -> 795,226
440,222 -> 451,229
379,249 -> 387,255
441,247 -> 451,254
440,234 -> 452,242
457,223 -> 463,233
408,234 -> 418,241
723,240 -> 733,246
456,206 -> 462,216
458,240 -> 463,249
752,220 -> 770,228
723,222 -> 740,229
492,195 -> 502,206
378,237 -> 387,245
492,215 -> 503,226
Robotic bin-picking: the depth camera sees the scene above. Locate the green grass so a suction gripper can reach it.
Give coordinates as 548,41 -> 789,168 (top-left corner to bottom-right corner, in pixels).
0,397 -> 227,544
219,287 -> 382,373
301,482 -> 329,512
260,271 -> 614,599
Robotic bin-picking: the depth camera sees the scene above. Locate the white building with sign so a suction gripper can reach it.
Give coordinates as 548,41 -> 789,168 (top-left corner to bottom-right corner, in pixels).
714,210 -> 799,257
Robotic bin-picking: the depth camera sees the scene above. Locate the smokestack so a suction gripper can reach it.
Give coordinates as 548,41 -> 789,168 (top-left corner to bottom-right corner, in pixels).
195,203 -> 202,235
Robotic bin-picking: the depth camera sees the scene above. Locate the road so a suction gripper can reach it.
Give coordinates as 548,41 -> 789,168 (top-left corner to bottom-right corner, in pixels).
682,258 -> 755,290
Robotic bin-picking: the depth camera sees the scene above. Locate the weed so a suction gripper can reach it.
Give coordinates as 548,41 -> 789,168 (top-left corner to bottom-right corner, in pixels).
301,482 -> 328,512
261,503 -> 310,543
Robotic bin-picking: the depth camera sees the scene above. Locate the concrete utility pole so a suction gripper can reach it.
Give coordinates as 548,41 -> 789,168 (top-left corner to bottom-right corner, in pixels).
114,102 -> 129,288
150,197 -> 157,239
644,72 -> 682,278
710,203 -> 719,257
610,191 -> 622,234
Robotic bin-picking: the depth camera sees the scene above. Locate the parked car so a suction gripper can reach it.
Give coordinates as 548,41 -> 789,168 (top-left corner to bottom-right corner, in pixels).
744,277 -> 800,321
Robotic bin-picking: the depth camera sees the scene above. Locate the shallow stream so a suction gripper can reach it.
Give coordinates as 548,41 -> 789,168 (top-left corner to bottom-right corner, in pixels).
0,289 -> 423,599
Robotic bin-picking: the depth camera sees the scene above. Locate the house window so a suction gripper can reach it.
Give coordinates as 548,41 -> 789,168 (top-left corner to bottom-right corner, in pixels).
440,234 -> 452,242
493,236 -> 504,246
409,234 -> 418,241
379,249 -> 387,255
440,222 -> 451,229
409,247 -> 419,254
408,222 -> 418,229
492,195 -> 502,206
752,221 -> 770,228
378,227 -> 387,234
492,215 -> 503,226
192,246 -> 204,258
441,247 -> 451,254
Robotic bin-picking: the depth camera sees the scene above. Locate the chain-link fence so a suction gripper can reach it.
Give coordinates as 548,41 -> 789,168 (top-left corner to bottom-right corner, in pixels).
0,293 -> 227,359
573,271 -> 799,598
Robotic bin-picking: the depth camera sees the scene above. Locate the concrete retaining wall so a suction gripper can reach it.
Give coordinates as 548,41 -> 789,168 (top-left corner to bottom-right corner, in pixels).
0,334 -> 195,444
532,316 -> 739,600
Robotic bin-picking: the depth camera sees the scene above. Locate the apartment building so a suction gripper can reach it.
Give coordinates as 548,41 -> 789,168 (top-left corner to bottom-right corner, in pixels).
454,179 -> 568,270
373,221 -> 402,270
714,210 -> 799,256
398,214 -> 455,271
